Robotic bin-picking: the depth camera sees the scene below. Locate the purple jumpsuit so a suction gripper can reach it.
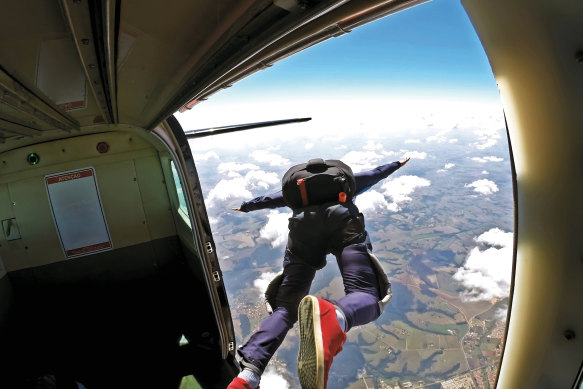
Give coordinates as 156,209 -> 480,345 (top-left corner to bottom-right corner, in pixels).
236,162 -> 402,374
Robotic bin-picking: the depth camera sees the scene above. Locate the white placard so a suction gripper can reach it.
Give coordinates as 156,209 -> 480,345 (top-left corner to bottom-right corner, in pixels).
37,38 -> 87,111
46,168 -> 112,258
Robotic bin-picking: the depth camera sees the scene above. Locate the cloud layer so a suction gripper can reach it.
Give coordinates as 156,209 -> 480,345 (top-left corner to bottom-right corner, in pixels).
454,228 -> 513,301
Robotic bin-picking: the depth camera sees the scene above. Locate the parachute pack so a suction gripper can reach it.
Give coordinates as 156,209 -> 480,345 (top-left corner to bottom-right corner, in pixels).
281,158 -> 356,209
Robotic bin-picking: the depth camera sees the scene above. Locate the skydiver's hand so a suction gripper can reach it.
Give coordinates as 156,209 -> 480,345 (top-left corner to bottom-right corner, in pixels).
400,157 -> 411,167
232,207 -> 242,212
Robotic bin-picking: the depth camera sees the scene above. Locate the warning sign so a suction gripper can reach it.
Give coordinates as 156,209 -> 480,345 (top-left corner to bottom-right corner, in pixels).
45,168 -> 112,258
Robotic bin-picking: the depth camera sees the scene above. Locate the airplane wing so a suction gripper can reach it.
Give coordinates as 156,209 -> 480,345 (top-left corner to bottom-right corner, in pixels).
184,117 -> 311,139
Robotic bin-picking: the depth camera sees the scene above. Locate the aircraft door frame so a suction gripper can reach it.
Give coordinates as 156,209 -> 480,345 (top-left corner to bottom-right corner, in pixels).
153,115 -> 236,362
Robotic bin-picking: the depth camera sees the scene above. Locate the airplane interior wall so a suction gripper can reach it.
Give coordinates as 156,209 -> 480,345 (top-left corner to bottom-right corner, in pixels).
0,131 -> 178,271
0,130 -> 218,386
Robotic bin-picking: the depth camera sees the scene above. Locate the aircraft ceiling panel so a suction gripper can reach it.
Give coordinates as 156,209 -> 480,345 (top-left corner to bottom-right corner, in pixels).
0,1 -> 111,145
116,0 -> 270,127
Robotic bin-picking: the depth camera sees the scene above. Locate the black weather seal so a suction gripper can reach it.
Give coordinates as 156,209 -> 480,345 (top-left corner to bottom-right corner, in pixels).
493,111 -> 519,389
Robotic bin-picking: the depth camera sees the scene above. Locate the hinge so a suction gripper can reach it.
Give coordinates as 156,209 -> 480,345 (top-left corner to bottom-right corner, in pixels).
205,241 -> 213,253
212,271 -> 221,282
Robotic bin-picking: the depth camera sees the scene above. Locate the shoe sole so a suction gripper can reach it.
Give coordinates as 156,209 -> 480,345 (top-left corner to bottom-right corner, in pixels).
297,296 -> 324,389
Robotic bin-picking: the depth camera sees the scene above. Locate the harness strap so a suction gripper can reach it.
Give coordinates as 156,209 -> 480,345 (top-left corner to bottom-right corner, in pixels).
297,178 -> 309,206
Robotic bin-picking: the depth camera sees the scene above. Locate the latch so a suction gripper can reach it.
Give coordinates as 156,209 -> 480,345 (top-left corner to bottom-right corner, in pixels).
2,218 -> 21,241
205,241 -> 213,253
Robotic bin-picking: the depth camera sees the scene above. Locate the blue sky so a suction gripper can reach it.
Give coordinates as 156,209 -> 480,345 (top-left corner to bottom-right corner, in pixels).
178,0 -> 503,137
196,0 -> 498,105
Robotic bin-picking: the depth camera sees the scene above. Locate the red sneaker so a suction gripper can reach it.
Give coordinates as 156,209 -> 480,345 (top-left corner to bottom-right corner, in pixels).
297,295 -> 347,389
227,377 -> 253,389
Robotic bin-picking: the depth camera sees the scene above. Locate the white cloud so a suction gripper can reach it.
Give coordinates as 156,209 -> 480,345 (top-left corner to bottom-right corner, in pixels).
438,163 -> 455,173
471,156 -> 504,163
305,142 -> 314,150
475,138 -> 498,150
405,139 -> 421,144
364,141 -> 383,151
206,177 -> 252,208
402,150 -> 427,160
382,175 -> 431,211
206,169 -> 280,208
449,138 -> 459,143
355,190 -> 391,214
482,170 -> 489,175
465,179 -> 499,195
382,150 -> 399,158
261,366 -> 290,389
341,150 -> 384,173
251,150 -> 290,166
494,305 -> 508,322
260,210 -> 292,248
475,227 -> 513,248
253,271 -> 279,297
218,162 -> 259,174
245,170 -> 280,191
454,228 -> 513,301
426,129 -> 452,143
473,127 -> 502,150
193,151 -> 219,162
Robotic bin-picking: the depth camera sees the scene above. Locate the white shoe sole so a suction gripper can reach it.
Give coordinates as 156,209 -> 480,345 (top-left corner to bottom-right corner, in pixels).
298,295 -> 324,389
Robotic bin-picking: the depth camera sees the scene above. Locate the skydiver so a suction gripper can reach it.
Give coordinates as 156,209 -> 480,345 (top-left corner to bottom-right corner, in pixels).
227,156 -> 410,389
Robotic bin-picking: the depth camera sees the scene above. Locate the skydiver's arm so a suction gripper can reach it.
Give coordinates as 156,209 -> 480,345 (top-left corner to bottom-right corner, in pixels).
354,158 -> 409,194
234,190 -> 287,212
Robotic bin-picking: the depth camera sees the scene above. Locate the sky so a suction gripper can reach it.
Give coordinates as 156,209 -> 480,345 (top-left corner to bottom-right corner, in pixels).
231,0 -> 497,100
177,0 -> 501,133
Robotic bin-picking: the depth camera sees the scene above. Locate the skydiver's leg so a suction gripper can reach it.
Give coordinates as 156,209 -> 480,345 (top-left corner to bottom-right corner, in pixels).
295,237 -> 381,389
236,249 -> 316,375
334,232 -> 382,331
